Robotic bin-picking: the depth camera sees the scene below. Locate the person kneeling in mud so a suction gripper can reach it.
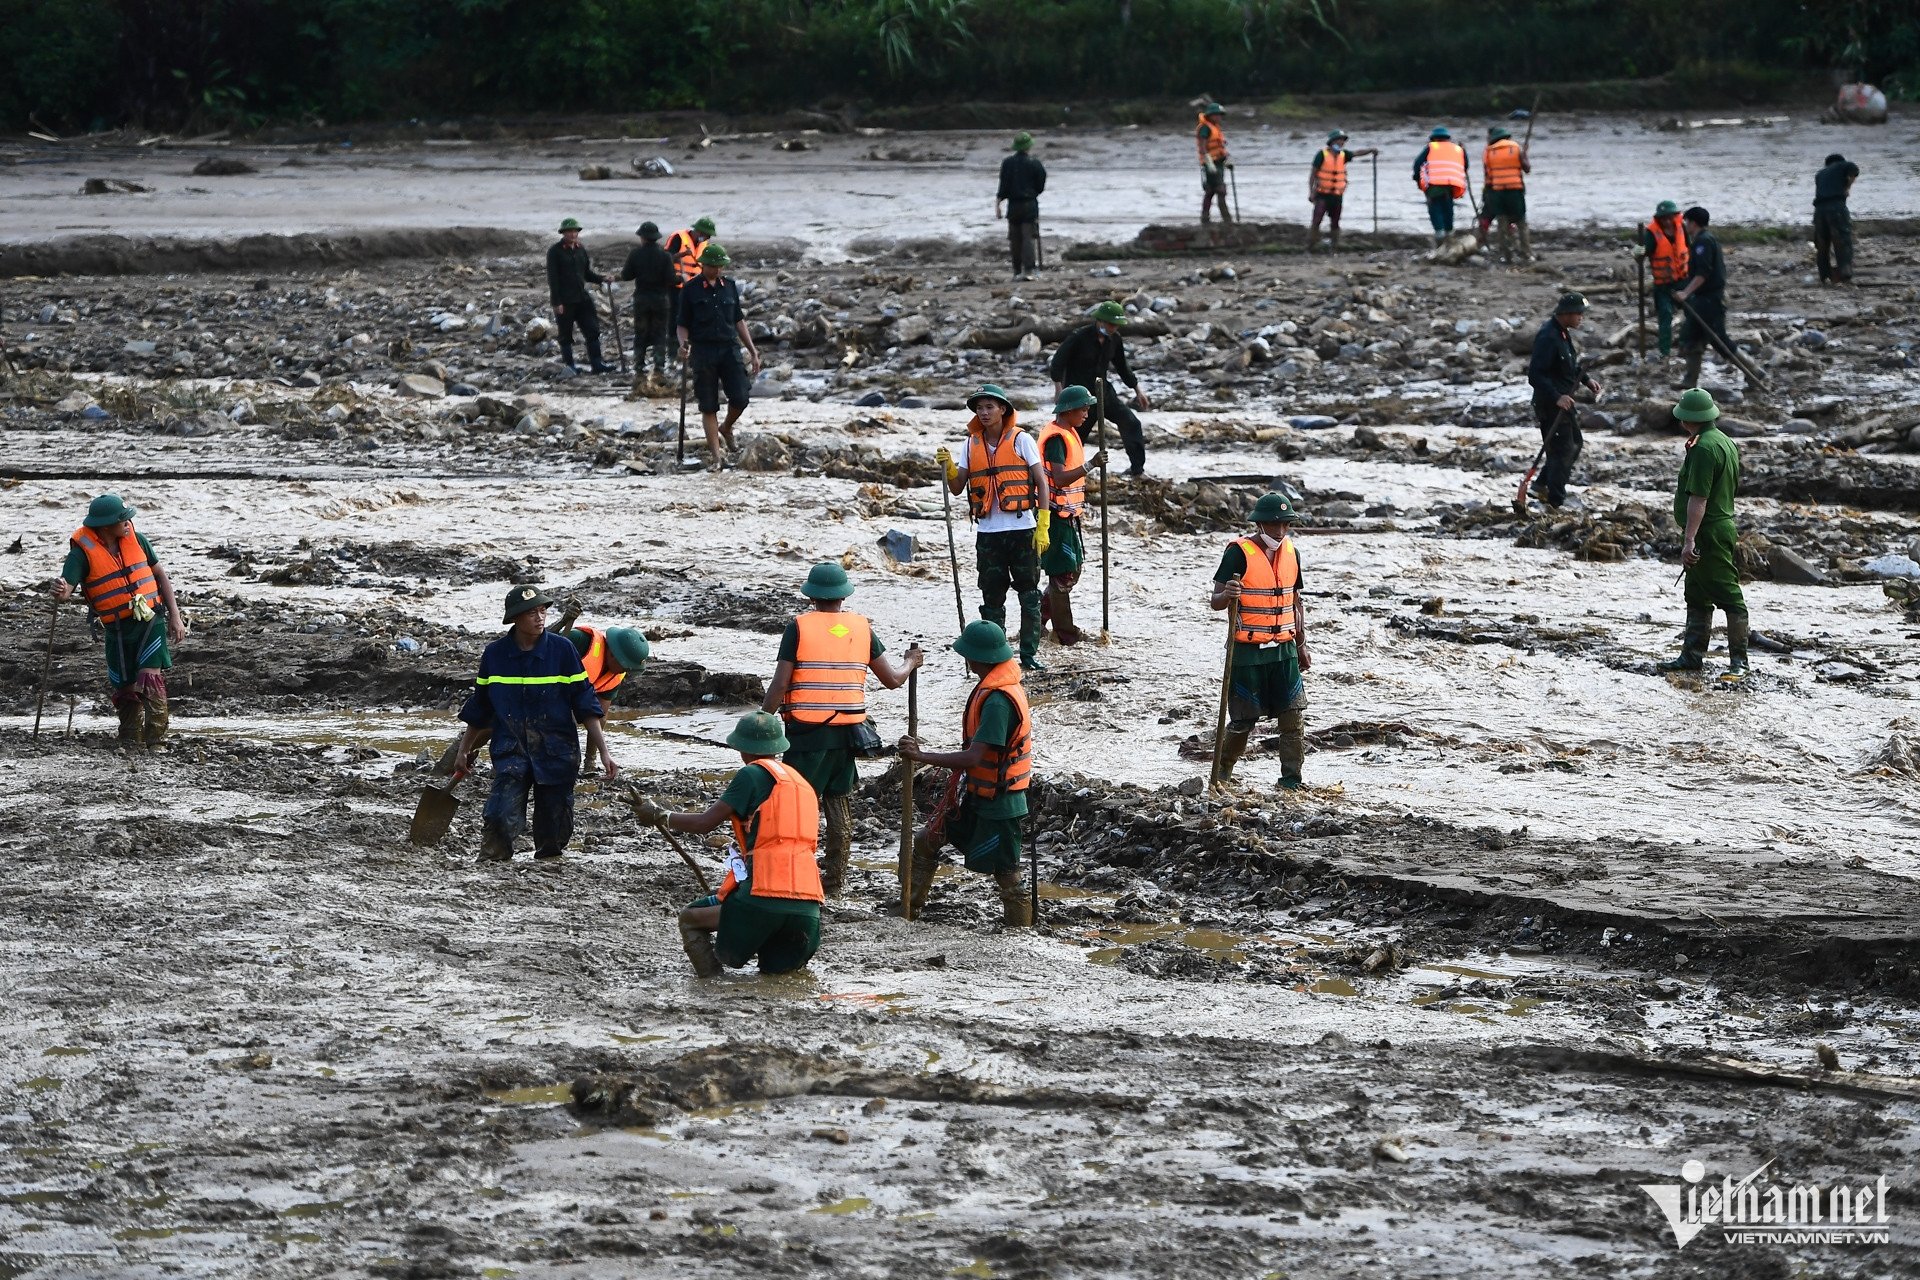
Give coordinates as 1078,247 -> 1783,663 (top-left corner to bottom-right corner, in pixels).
632,712 -> 824,977
897,621 -> 1033,928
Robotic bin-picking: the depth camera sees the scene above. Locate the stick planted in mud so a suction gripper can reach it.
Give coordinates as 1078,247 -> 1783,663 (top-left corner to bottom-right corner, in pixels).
32,597 -> 58,738
1676,294 -> 1769,387
604,283 -> 627,375
900,656 -> 918,922
1094,344 -> 1112,641
1208,600 -> 1237,788
941,478 -> 966,632
676,357 -> 689,465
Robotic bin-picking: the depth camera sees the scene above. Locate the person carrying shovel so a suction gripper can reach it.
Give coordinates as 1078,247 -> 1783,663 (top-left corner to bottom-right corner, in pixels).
1525,292 -> 1602,510
455,585 -> 619,863
1209,493 -> 1311,789
54,493 -> 186,750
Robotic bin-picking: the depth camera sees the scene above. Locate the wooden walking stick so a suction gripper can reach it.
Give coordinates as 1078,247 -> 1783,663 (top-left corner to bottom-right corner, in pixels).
32,597 -> 58,738
1371,154 -> 1379,235
604,283 -> 627,375
899,657 -> 919,922
676,354 -> 689,465
1676,294 -> 1770,387
1209,601 -> 1238,788
1093,345 -> 1113,641
940,477 -> 966,631
1636,246 -> 1648,369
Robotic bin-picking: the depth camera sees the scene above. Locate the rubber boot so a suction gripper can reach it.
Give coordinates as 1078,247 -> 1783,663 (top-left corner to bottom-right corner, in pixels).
141,682 -> 170,750
993,868 -> 1032,929
1724,611 -> 1751,680
1017,587 -> 1044,671
906,835 -> 940,920
1497,223 -> 1514,265
1329,225 -> 1340,254
1657,606 -> 1712,672
1682,349 -> 1703,390
1276,708 -> 1306,790
1051,585 -> 1080,646
478,825 -> 514,862
559,339 -> 576,371
1518,223 -> 1533,263
820,794 -> 852,897
679,919 -> 724,978
113,694 -> 145,748
1214,727 -> 1251,784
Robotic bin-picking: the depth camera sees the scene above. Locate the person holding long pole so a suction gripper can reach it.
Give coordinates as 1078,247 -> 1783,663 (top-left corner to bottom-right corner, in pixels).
1208,494 -> 1311,790
1525,292 -> 1602,510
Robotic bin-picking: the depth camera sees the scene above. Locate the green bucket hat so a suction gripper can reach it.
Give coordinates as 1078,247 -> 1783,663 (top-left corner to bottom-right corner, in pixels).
953,620 -> 1015,665
83,493 -> 135,527
692,216 -> 716,236
726,710 -> 790,756
1053,384 -> 1097,414
1011,131 -> 1033,152
1673,388 -> 1720,423
637,221 -> 660,240
503,584 -> 555,623
1655,199 -> 1680,216
1429,126 -> 1451,140
1250,492 -> 1297,524
1091,300 -> 1127,326
558,217 -> 582,232
604,626 -> 651,672
801,562 -> 855,600
966,384 -> 1013,413
698,243 -> 731,266
1202,101 -> 1224,115
1488,125 -> 1512,141
1554,291 -> 1588,315
1327,129 -> 1349,144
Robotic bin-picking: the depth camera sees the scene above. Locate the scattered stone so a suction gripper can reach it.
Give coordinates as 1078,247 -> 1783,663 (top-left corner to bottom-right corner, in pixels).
854,390 -> 887,408
295,370 -> 325,388
578,165 -> 614,181
396,374 -> 445,399
81,177 -> 151,195
191,156 -> 257,176
1769,546 -> 1828,586
738,435 -> 793,472
1288,415 -> 1337,431
1420,596 -> 1444,615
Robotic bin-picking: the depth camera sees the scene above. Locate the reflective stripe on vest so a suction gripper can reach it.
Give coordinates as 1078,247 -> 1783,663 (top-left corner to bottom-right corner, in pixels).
1484,138 -> 1526,191
963,661 -> 1032,800
722,759 -> 824,903
786,611 -> 871,725
577,626 -> 625,695
965,419 -> 1036,519
474,671 -> 589,686
1232,537 -> 1299,646
71,525 -> 158,625
1197,116 -> 1227,161
1646,219 -> 1690,286
666,229 -> 706,285
1419,141 -> 1467,196
1313,149 -> 1348,196
1037,419 -> 1086,519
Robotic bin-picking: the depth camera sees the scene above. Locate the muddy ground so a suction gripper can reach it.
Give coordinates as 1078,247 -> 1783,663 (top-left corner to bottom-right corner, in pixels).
3,120 -> 1920,1278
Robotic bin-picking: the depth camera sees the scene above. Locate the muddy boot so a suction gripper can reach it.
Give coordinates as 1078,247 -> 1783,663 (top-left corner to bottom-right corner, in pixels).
1329,226 -> 1340,254
478,825 -> 514,862
1657,606 -> 1712,672
820,794 -> 852,897
1681,349 -> 1703,390
993,868 -> 1032,929
906,836 -> 940,920
679,919 -> 724,978
558,339 -> 576,371
113,694 -> 145,748
1051,587 -> 1080,646
1276,708 -> 1306,790
141,683 -> 170,750
1518,223 -> 1533,263
586,332 -> 612,375
1723,610 -> 1751,680
1214,726 -> 1250,784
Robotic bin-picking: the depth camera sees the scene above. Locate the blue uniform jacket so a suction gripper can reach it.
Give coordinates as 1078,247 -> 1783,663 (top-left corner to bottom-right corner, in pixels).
459,631 -> 605,783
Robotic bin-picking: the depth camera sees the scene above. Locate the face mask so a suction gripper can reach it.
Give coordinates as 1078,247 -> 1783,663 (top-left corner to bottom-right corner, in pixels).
1254,531 -> 1283,552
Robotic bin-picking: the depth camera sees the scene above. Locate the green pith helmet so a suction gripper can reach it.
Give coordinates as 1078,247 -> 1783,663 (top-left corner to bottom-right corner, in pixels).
503,584 -> 554,623
953,620 -> 1015,664
802,562 -> 855,600
726,710 -> 789,756
1673,388 -> 1721,423
698,243 -> 731,266
966,384 -> 1013,413
1327,129 -> 1348,144
1655,199 -> 1681,217
1555,291 -> 1588,315
1012,131 -> 1033,152
1202,101 -> 1224,115
604,626 -> 651,671
637,221 -> 660,240
1489,125 -> 1512,141
1054,384 -> 1097,414
1250,492 -> 1297,524
1429,126 -> 1451,140
83,493 -> 135,527
558,217 -> 582,232
693,216 -> 716,236
1091,300 -> 1127,325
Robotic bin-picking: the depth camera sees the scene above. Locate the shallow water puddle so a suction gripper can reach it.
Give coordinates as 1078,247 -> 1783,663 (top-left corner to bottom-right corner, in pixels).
485,1083 -> 573,1106
809,1196 -> 873,1215
1084,921 -> 1254,965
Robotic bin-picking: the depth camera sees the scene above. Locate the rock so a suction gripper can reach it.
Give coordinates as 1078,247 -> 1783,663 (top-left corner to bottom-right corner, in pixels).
81,177 -> 151,194
524,318 -> 555,346
1420,596 -> 1444,615
1176,777 -> 1206,797
633,156 -> 674,177
1782,418 -> 1818,435
1717,416 -> 1767,438
1580,410 -> 1615,433
1862,553 -> 1920,581
394,636 -> 424,654
1337,342 -> 1365,361
53,392 -> 94,413
578,165 -> 613,180
1288,415 -> 1338,431
515,411 -> 551,434
1351,425 -> 1384,450
449,382 -> 479,397
854,390 -> 887,408
295,370 -> 324,388
1769,546 -> 1828,586
1795,329 -> 1827,349
396,374 -> 445,399
885,314 -> 932,345
123,339 -> 157,356
1087,264 -> 1123,277
191,156 -> 256,176
36,304 -> 55,323
1149,297 -> 1176,313
738,435 -> 792,472
1017,332 -> 1043,357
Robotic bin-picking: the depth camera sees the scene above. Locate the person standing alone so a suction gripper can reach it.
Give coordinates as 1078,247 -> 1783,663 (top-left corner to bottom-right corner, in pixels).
996,132 -> 1047,281
1813,153 -> 1860,285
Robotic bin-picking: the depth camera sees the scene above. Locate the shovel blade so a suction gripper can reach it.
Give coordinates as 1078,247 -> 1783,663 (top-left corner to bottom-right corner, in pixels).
409,782 -> 461,846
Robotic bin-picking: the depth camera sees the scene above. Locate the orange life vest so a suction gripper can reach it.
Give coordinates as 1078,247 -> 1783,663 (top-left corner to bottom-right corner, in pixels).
1483,138 -> 1526,191
666,228 -> 706,286
1418,141 -> 1467,197
963,661 -> 1032,801
965,418 -> 1036,519
1646,218 -> 1690,286
784,610 -> 871,725
1313,148 -> 1348,196
721,759 -> 823,903
1197,115 -> 1227,162
71,523 -> 159,625
1231,536 -> 1299,646
575,625 -> 626,696
1036,419 -> 1086,519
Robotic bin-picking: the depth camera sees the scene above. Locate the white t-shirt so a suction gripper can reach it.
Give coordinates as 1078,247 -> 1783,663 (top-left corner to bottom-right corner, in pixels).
956,430 -> 1042,533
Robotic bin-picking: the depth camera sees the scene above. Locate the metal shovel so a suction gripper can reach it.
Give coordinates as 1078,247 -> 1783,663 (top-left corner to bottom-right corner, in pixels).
409,767 -> 469,846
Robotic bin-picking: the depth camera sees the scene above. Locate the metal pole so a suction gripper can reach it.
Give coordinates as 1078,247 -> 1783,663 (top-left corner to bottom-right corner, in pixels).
605,283 -> 627,375
1093,345 -> 1112,639
676,356 -> 689,465
32,598 -> 58,737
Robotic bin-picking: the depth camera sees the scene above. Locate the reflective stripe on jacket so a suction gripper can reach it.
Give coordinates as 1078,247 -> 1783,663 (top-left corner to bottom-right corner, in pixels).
966,419 -> 1036,519
963,661 -> 1032,800
721,759 -> 824,903
1037,419 -> 1087,518
666,229 -> 706,285
1232,537 -> 1299,646
71,524 -> 158,625
786,611 -> 871,725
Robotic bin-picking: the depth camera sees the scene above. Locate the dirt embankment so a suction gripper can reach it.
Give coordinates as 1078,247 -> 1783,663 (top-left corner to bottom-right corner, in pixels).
0,228 -> 541,279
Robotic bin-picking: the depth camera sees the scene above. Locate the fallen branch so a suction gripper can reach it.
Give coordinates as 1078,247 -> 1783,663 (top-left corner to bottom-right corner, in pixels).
1492,1043 -> 1920,1103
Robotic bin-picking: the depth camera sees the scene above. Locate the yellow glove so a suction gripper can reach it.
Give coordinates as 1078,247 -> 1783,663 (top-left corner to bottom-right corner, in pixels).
1033,509 -> 1051,555
936,446 -> 958,484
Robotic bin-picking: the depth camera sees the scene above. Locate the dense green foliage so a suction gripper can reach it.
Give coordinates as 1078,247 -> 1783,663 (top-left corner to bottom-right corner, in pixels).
3,0 -> 1914,130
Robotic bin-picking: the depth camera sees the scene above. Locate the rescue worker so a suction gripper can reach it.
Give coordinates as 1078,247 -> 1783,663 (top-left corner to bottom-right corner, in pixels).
1525,292 -> 1602,509
1657,388 -> 1749,680
996,131 -> 1048,280
1209,493 -> 1311,789
633,712 -> 824,977
675,243 -> 762,470
1048,301 -> 1152,477
937,386 -> 1051,672
455,586 -> 619,863
1674,206 -> 1735,390
898,621 -> 1034,928
664,217 -> 715,290
760,563 -> 925,897
1479,125 -> 1532,263
564,623 -> 651,698
546,218 -> 612,374
1306,129 -> 1378,253
619,221 -> 677,395
1036,385 -> 1107,646
1633,200 -> 1689,358
1813,153 -> 1859,285
1196,101 -> 1232,224
1412,126 -> 1469,246
53,493 -> 186,750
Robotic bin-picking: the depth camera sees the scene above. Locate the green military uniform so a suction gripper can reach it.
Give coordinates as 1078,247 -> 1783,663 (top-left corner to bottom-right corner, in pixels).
60,495 -> 175,748
1639,202 -> 1686,358
696,762 -> 822,972
1213,531 -> 1307,787
1660,389 -> 1749,677
776,620 -> 885,799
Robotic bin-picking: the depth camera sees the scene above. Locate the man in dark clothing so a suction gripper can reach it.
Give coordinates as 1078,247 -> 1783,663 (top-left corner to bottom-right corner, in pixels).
1813,153 -> 1860,284
1526,291 -> 1602,509
1048,301 -> 1153,476
456,585 -> 619,864
546,218 -> 611,374
675,243 -> 763,470
620,221 -> 677,393
1674,206 -> 1733,389
996,132 -> 1047,280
